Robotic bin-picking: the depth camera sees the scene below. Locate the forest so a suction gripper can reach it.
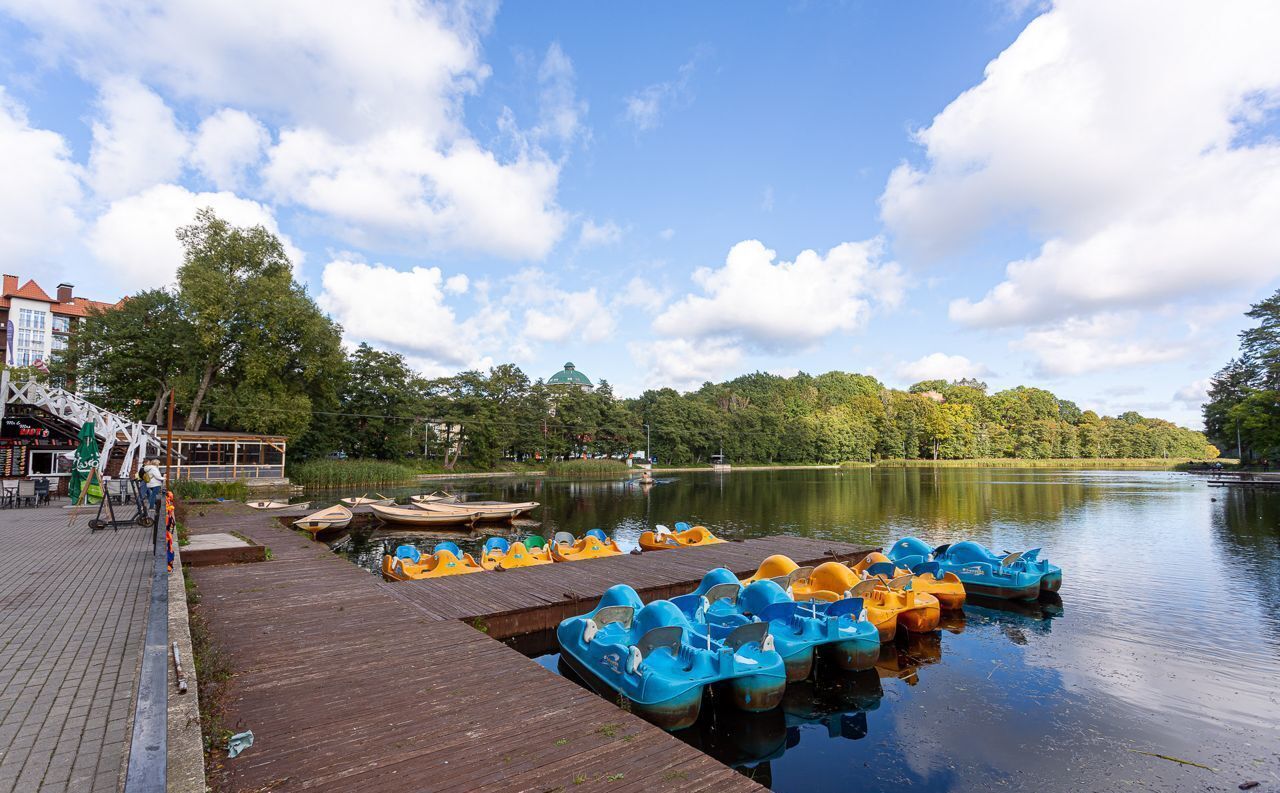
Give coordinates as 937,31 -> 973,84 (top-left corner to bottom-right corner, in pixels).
44,210 -> 1216,469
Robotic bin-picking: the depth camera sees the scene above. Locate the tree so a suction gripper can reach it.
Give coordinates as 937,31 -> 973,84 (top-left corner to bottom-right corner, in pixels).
338,344 -> 419,459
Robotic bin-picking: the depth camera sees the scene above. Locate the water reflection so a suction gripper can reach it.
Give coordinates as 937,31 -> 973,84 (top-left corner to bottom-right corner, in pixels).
323,469 -> 1279,791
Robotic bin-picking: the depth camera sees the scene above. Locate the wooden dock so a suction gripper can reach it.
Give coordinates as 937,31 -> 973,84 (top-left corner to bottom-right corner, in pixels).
185,505 -> 873,792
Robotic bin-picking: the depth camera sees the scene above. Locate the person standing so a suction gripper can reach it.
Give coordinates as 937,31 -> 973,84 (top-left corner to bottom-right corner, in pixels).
142,458 -> 164,512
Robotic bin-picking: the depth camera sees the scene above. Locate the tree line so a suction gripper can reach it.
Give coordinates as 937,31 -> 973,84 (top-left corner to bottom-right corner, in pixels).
50,210 -> 1215,467
1204,289 -> 1280,461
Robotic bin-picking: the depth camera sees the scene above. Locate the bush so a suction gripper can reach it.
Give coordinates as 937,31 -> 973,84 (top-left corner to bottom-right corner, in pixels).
170,479 -> 249,501
545,459 -> 630,478
288,458 -> 417,488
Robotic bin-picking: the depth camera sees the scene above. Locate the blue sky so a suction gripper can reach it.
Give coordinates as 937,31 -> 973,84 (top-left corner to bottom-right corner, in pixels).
3,0 -> 1279,428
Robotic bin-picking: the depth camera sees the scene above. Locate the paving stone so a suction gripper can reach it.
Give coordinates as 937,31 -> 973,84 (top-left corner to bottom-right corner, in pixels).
0,508 -> 152,793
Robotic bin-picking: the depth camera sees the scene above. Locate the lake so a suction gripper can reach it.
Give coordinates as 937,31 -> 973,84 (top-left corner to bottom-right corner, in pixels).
326,468 -> 1280,791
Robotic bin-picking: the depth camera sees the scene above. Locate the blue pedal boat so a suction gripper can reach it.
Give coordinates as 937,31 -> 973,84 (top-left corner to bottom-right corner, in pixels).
671,569 -> 880,681
556,584 -> 786,730
888,537 -> 1061,600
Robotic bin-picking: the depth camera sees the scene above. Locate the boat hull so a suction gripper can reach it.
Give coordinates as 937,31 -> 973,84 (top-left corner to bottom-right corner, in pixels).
1040,570 -> 1063,593
822,637 -> 881,672
960,579 -> 1041,601
558,652 -> 704,731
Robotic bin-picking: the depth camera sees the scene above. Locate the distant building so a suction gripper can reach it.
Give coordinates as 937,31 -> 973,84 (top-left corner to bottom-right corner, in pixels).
547,362 -> 593,391
0,276 -> 120,368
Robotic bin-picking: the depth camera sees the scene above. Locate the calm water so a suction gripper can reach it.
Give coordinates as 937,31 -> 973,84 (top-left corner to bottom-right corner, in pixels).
326,468 -> 1280,791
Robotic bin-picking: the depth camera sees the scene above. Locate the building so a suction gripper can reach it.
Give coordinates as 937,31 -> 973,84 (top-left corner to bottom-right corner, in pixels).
167,430 -> 288,484
547,362 -> 593,391
0,276 -> 120,368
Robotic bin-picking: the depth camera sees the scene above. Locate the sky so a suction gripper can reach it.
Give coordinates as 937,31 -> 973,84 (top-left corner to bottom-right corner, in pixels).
3,0 -> 1279,429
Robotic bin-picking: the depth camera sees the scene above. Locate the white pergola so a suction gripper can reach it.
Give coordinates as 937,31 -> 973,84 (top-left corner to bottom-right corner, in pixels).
0,373 -> 165,475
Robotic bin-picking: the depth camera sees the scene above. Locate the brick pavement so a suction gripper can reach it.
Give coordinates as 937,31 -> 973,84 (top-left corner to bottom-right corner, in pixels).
0,505 -> 153,793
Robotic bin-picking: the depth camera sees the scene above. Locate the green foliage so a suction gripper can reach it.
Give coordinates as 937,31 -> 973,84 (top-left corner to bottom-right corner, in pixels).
170,480 -> 250,501
1203,290 -> 1280,461
287,458 -> 417,487
338,343 -> 422,460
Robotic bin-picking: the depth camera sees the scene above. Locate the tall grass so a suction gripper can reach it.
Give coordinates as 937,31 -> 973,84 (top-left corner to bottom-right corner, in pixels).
545,459 -> 630,478
170,479 -> 249,501
288,458 -> 417,488
868,457 -> 1199,468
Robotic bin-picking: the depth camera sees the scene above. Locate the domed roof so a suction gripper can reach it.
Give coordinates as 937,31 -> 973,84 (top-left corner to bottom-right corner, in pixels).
548,362 -> 593,387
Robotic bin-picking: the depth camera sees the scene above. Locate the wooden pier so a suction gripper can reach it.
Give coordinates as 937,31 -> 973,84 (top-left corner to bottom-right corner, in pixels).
185,504 -> 873,791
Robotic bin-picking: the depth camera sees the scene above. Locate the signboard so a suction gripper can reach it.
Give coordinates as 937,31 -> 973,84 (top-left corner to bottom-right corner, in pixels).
0,442 -> 28,477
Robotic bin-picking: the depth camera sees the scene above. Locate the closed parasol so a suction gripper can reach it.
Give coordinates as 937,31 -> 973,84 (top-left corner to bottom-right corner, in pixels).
69,421 -> 99,504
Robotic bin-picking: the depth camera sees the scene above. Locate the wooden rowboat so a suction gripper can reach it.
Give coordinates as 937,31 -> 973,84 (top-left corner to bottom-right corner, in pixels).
247,500 -> 310,510
340,494 -> 395,507
409,492 -> 455,505
293,504 -> 353,533
368,503 -> 478,527
412,500 -> 540,521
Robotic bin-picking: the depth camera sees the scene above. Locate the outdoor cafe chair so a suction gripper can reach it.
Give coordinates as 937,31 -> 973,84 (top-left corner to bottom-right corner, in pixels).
34,478 -> 50,506
16,479 -> 36,508
0,479 -> 16,509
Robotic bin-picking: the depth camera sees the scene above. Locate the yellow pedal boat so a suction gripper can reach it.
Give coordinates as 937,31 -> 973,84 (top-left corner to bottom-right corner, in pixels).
638,522 -> 726,551
381,542 -> 485,582
550,530 -> 623,561
852,552 -> 966,611
479,537 -> 553,570
800,561 -> 941,635
741,555 -> 898,643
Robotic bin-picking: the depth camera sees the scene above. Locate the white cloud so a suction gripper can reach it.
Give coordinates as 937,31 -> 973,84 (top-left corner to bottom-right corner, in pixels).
535,42 -> 587,145
263,128 -> 566,258
880,0 -> 1280,327
190,109 -> 269,191
629,337 -> 743,391
87,184 -> 300,292
653,239 -> 904,350
444,274 -> 470,295
658,227 -> 675,241
895,353 -> 993,384
624,57 -> 697,132
578,218 -> 623,248
614,276 -> 668,314
0,87 -> 83,267
1012,313 -> 1188,377
87,78 -> 188,200
7,0 -> 571,260
518,279 -> 615,345
1174,378 -> 1211,408
316,260 -> 480,369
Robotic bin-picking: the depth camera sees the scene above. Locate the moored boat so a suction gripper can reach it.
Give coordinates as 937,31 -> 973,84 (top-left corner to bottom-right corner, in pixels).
380,542 -> 485,581
412,500 -> 539,521
555,584 -> 786,730
550,529 -> 623,561
798,561 -> 941,635
479,536 -> 553,570
368,502 -> 478,527
888,537 -> 1060,600
853,551 -> 966,610
638,522 -> 726,551
246,499 -> 309,510
293,504 -> 353,533
340,494 -> 394,507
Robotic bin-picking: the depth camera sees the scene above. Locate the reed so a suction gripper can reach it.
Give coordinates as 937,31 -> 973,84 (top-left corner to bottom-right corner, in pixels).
545,459 -> 630,478
170,479 -> 250,501
288,458 -> 417,488
868,457 -> 1198,468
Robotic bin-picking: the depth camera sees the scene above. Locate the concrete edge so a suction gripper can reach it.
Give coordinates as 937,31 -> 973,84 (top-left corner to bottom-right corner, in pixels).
167,542 -> 208,793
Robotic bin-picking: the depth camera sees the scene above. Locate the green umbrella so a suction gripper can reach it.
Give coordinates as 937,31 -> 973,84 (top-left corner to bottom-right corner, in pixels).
69,421 -> 99,504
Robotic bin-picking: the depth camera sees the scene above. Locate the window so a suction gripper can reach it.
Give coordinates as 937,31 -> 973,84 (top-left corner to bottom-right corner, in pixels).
29,450 -> 73,476
51,336 -> 67,352
52,315 -> 70,334
236,443 -> 262,465
16,308 -> 46,363
264,444 -> 284,466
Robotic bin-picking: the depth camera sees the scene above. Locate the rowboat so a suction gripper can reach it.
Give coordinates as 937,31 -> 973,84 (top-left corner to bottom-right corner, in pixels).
368,503 -> 478,527
293,504 -> 353,533
246,500 -> 309,510
409,491 -> 455,505
413,500 -> 540,521
340,494 -> 395,507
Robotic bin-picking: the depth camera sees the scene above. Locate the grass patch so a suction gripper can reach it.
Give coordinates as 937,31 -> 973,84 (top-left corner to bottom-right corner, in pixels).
545,459 -> 630,478
170,479 -> 249,501
187,591 -> 235,759
288,458 -> 418,488
872,457 -> 1200,468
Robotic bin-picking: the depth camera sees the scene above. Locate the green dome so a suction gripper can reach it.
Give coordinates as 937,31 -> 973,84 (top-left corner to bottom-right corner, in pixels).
548,362 -> 593,387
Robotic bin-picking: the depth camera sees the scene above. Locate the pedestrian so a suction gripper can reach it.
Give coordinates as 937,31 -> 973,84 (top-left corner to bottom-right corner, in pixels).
142,458 -> 164,512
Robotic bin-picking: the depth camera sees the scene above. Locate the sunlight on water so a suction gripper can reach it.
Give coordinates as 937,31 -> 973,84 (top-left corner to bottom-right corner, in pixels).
327,468 -> 1280,791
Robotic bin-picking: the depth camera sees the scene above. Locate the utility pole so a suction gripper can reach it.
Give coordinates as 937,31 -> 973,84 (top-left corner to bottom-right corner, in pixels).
644,423 -> 650,462
1237,418 -> 1243,462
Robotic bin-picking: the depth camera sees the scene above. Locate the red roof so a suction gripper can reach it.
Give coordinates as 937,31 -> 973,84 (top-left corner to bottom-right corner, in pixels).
0,275 -> 119,315
52,298 -> 119,317
7,280 -> 54,302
